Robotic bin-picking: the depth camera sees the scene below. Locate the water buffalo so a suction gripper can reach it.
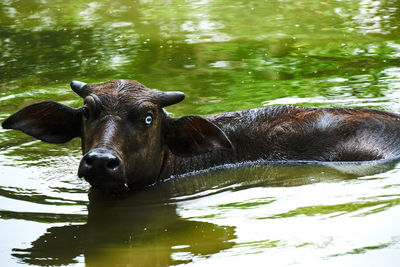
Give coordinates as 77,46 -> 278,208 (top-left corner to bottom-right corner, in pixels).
3,79 -> 400,193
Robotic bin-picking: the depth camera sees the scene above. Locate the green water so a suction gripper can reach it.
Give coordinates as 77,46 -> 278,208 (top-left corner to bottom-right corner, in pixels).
1,0 -> 400,266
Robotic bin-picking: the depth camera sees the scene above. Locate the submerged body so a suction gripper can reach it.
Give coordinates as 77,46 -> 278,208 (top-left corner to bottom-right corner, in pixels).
164,106 -> 400,178
3,79 -> 400,193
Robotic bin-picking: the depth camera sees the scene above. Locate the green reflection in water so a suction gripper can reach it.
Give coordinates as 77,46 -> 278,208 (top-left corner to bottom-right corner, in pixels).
262,195 -> 400,219
1,0 -> 400,116
0,187 -> 87,206
329,242 -> 394,257
0,210 -> 86,223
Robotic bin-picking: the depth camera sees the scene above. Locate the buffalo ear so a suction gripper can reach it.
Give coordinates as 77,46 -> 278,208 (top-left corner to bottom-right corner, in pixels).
2,101 -> 82,143
165,115 -> 232,157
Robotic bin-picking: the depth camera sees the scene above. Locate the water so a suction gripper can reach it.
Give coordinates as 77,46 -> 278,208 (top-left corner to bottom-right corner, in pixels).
1,0 -> 400,266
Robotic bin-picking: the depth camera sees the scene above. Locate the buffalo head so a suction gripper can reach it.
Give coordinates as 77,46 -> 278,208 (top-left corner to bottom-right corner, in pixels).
2,80 -> 232,193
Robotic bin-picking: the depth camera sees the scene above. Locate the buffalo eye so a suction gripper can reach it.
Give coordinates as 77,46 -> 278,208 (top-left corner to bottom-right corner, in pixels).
144,115 -> 153,126
82,107 -> 90,120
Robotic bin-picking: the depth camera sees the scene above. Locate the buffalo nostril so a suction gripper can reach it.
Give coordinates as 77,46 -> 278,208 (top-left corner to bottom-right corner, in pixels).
107,158 -> 120,170
78,149 -> 124,183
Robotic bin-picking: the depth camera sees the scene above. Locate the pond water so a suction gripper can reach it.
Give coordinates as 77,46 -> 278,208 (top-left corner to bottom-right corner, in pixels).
1,0 -> 400,266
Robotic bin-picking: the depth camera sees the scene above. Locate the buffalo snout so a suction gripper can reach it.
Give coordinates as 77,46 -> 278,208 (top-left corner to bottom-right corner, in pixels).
78,148 -> 126,189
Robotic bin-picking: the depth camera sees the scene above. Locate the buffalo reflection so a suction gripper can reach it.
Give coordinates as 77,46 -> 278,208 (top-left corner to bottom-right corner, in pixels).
12,187 -> 236,266
11,160 -> 398,266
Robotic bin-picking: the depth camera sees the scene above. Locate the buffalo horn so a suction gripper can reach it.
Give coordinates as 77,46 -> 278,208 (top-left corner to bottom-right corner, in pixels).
156,91 -> 185,107
70,81 -> 89,98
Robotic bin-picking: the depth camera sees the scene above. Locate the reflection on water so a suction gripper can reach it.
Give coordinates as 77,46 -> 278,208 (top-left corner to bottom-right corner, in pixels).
7,163 -> 400,266
12,189 -> 236,266
1,0 -> 400,266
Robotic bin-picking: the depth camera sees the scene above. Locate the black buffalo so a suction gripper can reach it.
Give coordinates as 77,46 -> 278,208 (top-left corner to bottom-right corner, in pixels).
3,79 -> 400,193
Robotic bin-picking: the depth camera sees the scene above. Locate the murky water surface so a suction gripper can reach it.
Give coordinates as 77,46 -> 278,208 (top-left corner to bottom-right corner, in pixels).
1,0 -> 400,266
